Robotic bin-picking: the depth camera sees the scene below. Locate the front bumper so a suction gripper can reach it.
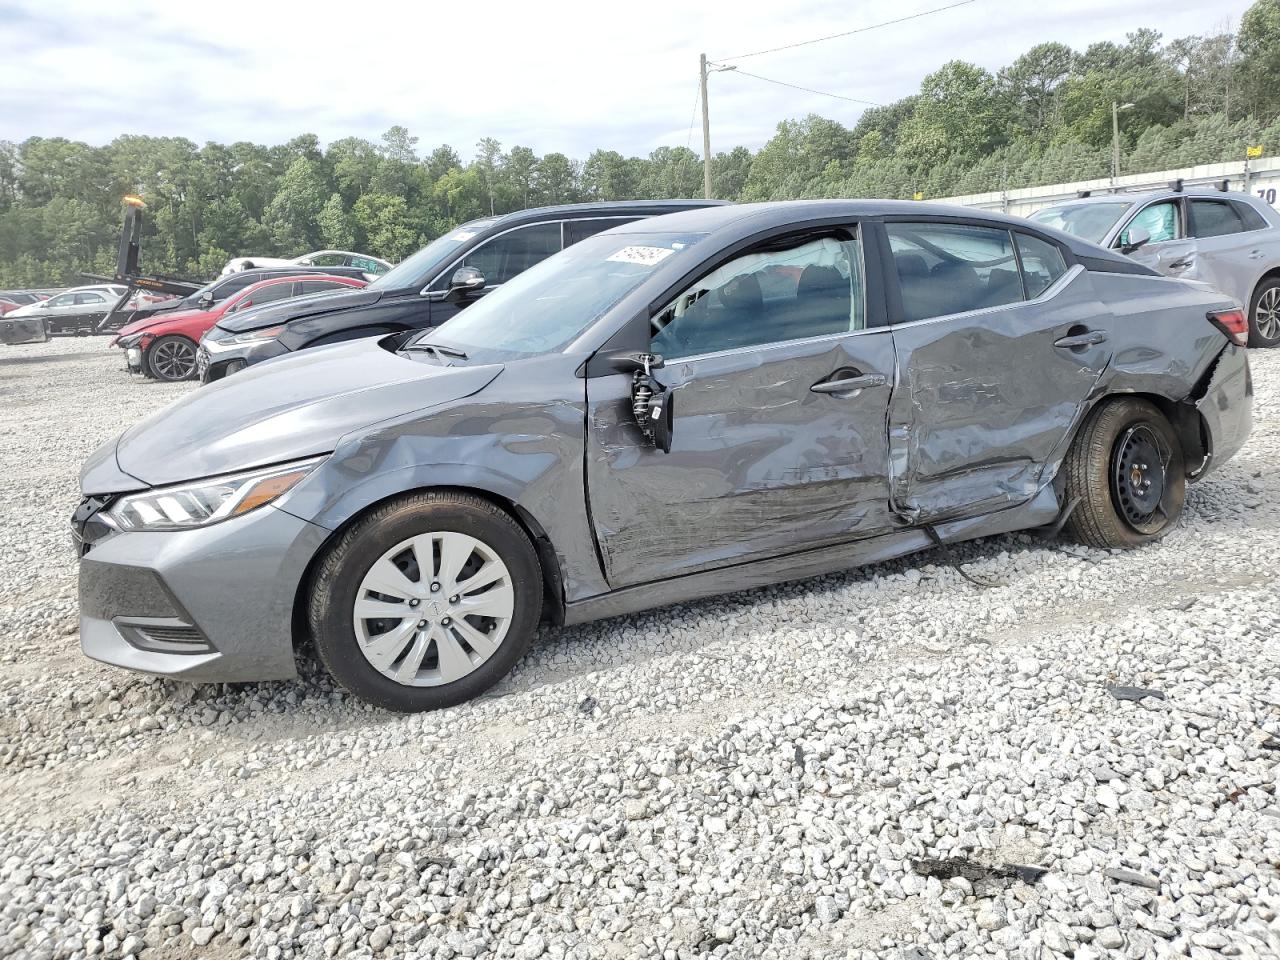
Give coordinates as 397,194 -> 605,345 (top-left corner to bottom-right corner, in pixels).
198,335 -> 288,384
1192,343 -> 1252,481
77,504 -> 329,682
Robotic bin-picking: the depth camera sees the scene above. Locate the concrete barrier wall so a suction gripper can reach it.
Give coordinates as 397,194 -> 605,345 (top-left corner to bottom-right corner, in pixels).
939,157 -> 1280,217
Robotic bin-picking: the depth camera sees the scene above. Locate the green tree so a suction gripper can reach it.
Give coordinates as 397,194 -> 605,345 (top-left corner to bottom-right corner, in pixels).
264,156 -> 326,253
353,193 -> 419,261
1239,0 -> 1280,118
318,193 -> 356,249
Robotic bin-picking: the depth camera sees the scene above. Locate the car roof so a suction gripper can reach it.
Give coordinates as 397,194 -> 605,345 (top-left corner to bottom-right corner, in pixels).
486,199 -> 727,229
1038,188 -> 1263,209
607,198 -> 1139,268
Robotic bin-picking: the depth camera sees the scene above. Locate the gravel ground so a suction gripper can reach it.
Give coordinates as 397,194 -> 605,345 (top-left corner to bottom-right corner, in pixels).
1,337 -> 1279,960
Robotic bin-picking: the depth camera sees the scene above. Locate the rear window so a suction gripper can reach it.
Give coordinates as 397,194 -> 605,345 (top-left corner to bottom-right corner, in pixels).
1190,199 -> 1246,238
1236,201 -> 1269,231
887,223 -> 1024,322
1015,234 -> 1068,298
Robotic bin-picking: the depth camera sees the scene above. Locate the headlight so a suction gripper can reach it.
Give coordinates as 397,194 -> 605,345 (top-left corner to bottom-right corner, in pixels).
106,457 -> 325,531
116,333 -> 142,348
222,325 -> 285,345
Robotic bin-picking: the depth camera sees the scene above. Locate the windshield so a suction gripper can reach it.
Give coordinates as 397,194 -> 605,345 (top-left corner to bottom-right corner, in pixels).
411,231 -> 704,362
1029,201 -> 1132,244
370,219 -> 499,291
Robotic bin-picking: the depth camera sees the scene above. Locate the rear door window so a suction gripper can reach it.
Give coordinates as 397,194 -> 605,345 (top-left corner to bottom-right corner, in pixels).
886,223 -> 1024,322
564,217 -> 639,246
1189,199 -> 1247,238
74,292 -> 106,305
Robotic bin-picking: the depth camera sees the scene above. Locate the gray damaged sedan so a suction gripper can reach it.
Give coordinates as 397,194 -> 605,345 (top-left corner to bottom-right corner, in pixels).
74,201 -> 1253,711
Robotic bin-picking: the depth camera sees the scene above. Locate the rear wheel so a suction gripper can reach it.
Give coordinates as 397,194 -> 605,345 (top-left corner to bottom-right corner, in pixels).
1249,277 -> 1280,348
146,335 -> 198,381
1062,398 -> 1185,549
309,491 -> 542,712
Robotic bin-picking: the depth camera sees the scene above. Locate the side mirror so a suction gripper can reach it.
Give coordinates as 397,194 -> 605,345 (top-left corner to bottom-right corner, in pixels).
1119,225 -> 1151,255
446,266 -> 486,301
199,292 -> 214,305
629,354 -> 674,454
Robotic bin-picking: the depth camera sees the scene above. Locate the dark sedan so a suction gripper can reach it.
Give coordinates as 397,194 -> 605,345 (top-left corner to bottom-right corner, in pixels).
196,200 -> 723,383
76,200 -> 1251,712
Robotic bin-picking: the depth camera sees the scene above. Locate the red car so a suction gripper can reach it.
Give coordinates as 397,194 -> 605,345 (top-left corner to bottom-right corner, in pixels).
113,274 -> 366,381
0,298 -> 20,315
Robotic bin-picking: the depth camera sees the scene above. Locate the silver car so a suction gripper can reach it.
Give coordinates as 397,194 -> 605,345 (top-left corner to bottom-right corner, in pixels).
74,201 -> 1253,712
1029,188 -> 1280,347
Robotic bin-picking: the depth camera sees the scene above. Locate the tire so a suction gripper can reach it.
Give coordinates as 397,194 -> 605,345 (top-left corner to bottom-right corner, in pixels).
308,491 -> 542,712
1062,398 -> 1185,549
1248,276 -> 1280,348
146,334 -> 198,381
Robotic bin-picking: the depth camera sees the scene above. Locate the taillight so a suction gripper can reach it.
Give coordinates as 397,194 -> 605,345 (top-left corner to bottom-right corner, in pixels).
1208,309 -> 1248,347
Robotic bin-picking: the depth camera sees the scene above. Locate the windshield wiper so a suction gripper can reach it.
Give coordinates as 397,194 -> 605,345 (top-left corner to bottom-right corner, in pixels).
403,342 -> 469,360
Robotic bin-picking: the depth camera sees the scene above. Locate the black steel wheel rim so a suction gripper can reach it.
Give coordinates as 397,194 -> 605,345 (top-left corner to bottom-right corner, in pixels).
1111,422 -> 1170,533
153,340 -> 195,380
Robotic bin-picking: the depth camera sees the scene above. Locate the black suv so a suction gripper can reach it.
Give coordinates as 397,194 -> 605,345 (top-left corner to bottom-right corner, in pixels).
126,265 -> 370,327
197,200 -> 723,382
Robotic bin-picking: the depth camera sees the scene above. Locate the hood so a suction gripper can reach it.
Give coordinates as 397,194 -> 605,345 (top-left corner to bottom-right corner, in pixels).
6,302 -> 43,319
114,338 -> 502,486
217,287 -> 382,333
116,307 -> 208,337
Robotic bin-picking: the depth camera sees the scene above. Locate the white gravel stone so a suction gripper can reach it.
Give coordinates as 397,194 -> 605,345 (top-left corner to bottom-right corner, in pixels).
1,339 -> 1279,960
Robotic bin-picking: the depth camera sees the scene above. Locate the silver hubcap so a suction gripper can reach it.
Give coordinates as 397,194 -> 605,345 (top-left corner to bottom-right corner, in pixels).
353,532 -> 514,687
152,339 -> 195,379
1257,287 -> 1280,341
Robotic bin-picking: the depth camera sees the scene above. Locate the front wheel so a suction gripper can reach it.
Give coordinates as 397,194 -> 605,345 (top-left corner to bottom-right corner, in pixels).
1061,398 -> 1185,549
146,335 -> 198,381
309,492 -> 543,712
1249,277 -> 1280,348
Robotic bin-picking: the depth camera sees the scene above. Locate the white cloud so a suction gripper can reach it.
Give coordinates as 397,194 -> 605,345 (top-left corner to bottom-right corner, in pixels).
0,0 -> 1252,160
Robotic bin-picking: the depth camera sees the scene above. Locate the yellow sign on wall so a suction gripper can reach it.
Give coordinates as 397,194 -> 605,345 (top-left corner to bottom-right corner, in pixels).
912,191 -> 924,201
1247,145 -> 1264,158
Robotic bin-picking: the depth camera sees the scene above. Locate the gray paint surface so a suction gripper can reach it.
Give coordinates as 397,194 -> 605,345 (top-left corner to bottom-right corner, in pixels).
75,200 -> 1253,684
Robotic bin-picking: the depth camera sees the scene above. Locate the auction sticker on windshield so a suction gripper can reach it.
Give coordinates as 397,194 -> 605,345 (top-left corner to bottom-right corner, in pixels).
607,246 -> 676,266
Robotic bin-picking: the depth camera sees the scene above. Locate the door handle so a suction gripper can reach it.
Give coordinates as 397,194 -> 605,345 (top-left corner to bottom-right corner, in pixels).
810,373 -> 886,395
1054,331 -> 1108,349
1249,250 -> 1266,260
1165,256 -> 1194,270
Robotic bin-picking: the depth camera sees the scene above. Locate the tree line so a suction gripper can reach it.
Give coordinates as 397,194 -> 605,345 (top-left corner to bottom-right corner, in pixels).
1,0 -> 1278,288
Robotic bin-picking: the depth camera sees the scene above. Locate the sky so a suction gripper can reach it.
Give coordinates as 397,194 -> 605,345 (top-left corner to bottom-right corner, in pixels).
0,0 -> 1252,162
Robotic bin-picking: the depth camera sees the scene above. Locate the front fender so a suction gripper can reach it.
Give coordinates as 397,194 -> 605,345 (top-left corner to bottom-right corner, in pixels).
272,362 -> 611,601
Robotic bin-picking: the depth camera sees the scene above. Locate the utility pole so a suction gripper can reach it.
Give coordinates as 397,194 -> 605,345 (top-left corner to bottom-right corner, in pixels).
700,53 -> 712,200
1111,101 -> 1134,185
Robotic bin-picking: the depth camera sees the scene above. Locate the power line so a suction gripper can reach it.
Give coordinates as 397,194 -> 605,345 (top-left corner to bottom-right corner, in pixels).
716,0 -> 978,62
716,66 -> 883,107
